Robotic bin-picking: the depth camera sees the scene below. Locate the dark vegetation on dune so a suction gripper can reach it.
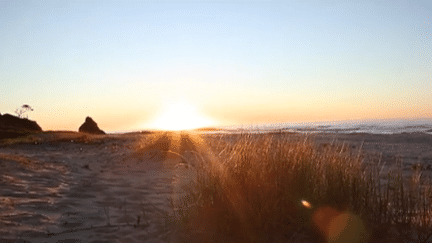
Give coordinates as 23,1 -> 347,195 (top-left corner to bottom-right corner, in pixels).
0,112 -> 110,141
0,131 -> 108,147
0,113 -> 113,147
193,127 -> 226,132
0,113 -> 42,139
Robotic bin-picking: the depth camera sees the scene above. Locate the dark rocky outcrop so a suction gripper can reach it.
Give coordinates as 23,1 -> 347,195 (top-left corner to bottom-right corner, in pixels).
0,113 -> 43,139
79,117 -> 106,135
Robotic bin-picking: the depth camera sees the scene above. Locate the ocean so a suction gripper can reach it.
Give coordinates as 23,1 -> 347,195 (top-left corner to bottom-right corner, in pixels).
217,118 -> 432,135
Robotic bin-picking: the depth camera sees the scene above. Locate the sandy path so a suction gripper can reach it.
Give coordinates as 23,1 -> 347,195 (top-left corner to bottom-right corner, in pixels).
0,135 -> 194,242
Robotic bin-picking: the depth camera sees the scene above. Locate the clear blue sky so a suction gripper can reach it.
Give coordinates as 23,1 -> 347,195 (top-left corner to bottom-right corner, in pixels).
1,0 -> 431,131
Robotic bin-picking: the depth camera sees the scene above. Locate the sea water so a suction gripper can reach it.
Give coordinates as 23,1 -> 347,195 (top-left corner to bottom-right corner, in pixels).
216,118 -> 432,135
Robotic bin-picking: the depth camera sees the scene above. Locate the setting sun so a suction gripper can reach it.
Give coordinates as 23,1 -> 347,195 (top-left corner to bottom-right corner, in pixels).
149,102 -> 215,131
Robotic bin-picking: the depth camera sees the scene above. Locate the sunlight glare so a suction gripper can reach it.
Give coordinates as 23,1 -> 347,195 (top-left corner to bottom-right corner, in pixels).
150,102 -> 215,131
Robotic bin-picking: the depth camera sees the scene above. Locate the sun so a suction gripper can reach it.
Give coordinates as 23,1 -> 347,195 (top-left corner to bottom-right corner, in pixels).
149,102 -> 215,131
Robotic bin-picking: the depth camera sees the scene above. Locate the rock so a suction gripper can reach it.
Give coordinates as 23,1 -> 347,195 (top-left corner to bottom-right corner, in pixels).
79,117 -> 106,135
0,113 -> 43,139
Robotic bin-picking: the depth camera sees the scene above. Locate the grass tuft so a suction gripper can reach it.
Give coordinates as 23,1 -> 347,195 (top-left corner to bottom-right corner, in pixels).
168,132 -> 432,242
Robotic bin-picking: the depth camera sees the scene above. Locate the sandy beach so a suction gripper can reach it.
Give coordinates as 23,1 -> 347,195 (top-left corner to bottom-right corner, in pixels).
0,131 -> 431,242
0,133 -> 196,242
311,132 -> 432,178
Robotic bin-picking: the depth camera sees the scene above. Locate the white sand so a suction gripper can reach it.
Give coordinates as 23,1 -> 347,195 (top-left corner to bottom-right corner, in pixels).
0,134 -> 195,242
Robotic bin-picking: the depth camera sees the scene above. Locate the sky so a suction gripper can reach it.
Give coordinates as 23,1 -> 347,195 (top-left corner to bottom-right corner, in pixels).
1,0 -> 431,132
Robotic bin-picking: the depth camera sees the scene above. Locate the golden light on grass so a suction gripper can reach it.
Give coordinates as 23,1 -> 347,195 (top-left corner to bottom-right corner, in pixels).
166,132 -> 432,242
149,102 -> 215,131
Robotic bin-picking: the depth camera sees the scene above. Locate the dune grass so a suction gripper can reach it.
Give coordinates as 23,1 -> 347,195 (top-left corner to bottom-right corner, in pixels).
0,131 -> 117,147
166,132 -> 432,243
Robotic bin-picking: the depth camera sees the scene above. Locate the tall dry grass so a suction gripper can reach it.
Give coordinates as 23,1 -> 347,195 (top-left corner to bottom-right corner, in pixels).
168,132 -> 432,243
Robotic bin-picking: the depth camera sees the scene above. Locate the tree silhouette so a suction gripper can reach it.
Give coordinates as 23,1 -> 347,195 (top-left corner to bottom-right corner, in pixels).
15,104 -> 34,119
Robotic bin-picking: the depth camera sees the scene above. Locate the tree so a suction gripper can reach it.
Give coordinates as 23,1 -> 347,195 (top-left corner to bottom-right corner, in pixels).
15,104 -> 34,119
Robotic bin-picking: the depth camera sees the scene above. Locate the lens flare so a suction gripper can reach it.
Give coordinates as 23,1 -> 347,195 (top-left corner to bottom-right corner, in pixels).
301,199 -> 312,209
312,206 -> 369,243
